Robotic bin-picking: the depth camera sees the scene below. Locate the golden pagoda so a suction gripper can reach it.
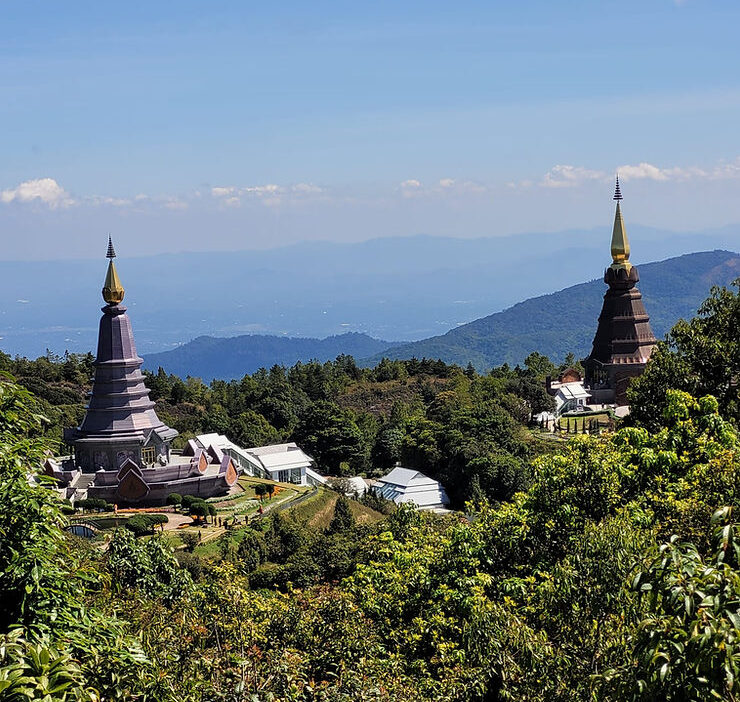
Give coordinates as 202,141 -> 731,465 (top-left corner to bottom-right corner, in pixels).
102,236 -> 125,304
584,177 -> 657,405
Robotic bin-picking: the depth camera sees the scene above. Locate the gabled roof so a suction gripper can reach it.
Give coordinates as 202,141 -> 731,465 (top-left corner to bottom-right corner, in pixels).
557,382 -> 591,401
373,466 -> 450,509
246,442 -> 301,456
377,466 -> 435,487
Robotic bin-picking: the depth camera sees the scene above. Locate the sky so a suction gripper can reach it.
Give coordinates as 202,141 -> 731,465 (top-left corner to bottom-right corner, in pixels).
2,0 -> 740,259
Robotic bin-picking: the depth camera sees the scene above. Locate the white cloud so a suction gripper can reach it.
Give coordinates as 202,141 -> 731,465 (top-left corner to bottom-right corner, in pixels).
0,178 -> 75,207
400,179 -> 421,189
616,162 -> 711,182
536,159 -> 740,189
438,178 -> 455,188
542,165 -> 606,188
211,186 -> 237,198
292,183 -> 323,194
212,182 -> 323,207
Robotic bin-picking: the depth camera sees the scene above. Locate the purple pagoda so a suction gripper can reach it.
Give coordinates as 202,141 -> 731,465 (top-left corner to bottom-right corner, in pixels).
47,239 -> 238,504
583,179 -> 657,406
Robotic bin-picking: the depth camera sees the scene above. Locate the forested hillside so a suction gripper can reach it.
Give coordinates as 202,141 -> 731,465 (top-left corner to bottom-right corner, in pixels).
1,349 -> 560,507
366,249 -> 740,369
3,281 -> 740,700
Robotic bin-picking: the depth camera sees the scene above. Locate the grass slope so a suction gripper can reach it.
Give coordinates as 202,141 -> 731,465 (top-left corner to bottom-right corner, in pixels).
363,250 -> 740,370
286,489 -> 385,529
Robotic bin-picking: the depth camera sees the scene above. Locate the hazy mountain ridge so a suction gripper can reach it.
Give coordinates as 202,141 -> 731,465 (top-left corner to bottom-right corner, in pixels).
363,250 -> 740,370
143,332 -> 398,381
142,250 -> 740,379
2,226 -> 740,359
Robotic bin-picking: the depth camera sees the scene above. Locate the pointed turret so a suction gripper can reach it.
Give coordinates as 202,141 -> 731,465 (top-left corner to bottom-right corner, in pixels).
106,235 -> 116,259
102,238 -> 125,304
583,180 -> 656,405
610,178 -> 631,272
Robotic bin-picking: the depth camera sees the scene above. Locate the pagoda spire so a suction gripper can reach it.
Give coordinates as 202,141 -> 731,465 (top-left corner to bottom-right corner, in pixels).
610,176 -> 631,272
106,235 -> 116,259
102,237 -> 125,304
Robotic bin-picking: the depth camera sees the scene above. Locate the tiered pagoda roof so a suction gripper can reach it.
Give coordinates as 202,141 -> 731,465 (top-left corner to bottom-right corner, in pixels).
69,238 -> 177,445
584,179 -> 657,404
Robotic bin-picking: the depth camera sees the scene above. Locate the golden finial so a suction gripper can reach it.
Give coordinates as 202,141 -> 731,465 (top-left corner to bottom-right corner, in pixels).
610,177 -> 631,272
102,236 -> 125,304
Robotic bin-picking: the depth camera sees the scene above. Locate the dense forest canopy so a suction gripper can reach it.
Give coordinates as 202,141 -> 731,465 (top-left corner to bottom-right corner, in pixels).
0,348 -> 563,507
1,282 -> 740,700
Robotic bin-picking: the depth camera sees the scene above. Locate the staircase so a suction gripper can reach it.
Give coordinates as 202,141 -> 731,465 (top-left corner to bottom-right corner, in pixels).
70,473 -> 96,502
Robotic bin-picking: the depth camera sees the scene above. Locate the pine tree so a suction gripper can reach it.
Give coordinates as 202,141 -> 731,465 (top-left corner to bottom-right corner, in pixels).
329,496 -> 355,533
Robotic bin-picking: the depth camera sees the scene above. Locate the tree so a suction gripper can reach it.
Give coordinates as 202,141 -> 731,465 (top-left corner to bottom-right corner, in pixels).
229,410 -> 280,449
523,351 -> 557,380
629,283 -> 740,429
77,497 -> 108,512
166,493 -> 182,511
294,401 -> 367,474
604,509 -> 740,701
189,501 -> 209,523
180,531 -> 200,553
253,483 -> 268,501
235,529 -> 267,573
329,496 -> 355,534
182,494 -> 199,509
266,483 -> 276,500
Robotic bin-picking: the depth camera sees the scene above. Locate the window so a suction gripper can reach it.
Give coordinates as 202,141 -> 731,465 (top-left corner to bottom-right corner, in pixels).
141,446 -> 156,465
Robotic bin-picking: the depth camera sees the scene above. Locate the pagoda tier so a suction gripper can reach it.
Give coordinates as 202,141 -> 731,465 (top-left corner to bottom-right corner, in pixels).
74,303 -> 177,442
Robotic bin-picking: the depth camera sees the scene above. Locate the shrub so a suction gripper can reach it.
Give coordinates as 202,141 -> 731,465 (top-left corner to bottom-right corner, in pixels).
175,551 -> 206,580
124,515 -> 155,537
189,502 -> 209,522
181,531 -> 200,553
123,513 -> 167,537
77,497 -> 108,512
166,493 -> 182,509
182,494 -> 199,508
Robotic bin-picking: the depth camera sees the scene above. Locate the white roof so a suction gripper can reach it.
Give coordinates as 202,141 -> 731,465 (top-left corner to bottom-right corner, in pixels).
246,442 -> 314,475
374,466 -> 450,509
195,433 -> 238,450
378,466 -> 439,488
557,382 -> 591,401
247,442 -> 301,456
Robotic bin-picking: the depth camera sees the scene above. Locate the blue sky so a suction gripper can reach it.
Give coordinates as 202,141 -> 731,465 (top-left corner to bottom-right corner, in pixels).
2,0 -> 740,258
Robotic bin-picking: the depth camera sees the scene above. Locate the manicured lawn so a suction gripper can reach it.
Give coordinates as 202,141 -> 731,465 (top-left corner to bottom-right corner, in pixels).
557,412 -> 612,432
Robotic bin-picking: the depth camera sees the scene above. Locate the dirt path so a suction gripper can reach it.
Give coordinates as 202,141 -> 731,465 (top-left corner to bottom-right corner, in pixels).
163,513 -> 194,531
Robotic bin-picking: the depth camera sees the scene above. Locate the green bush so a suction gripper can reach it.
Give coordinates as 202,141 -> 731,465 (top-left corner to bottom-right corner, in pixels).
77,497 -> 108,512
123,514 -> 166,537
182,494 -> 199,508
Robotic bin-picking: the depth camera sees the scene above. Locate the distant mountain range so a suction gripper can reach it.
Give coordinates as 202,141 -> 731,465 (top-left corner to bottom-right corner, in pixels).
363,250 -> 740,369
143,332 -> 398,381
143,250 -> 740,379
2,225 -> 740,360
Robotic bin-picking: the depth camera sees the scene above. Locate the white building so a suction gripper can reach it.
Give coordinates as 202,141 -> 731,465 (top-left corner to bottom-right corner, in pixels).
245,443 -> 327,486
545,369 -> 592,417
552,382 -> 591,416
187,435 -> 326,486
373,466 -> 450,511
333,475 -> 369,498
